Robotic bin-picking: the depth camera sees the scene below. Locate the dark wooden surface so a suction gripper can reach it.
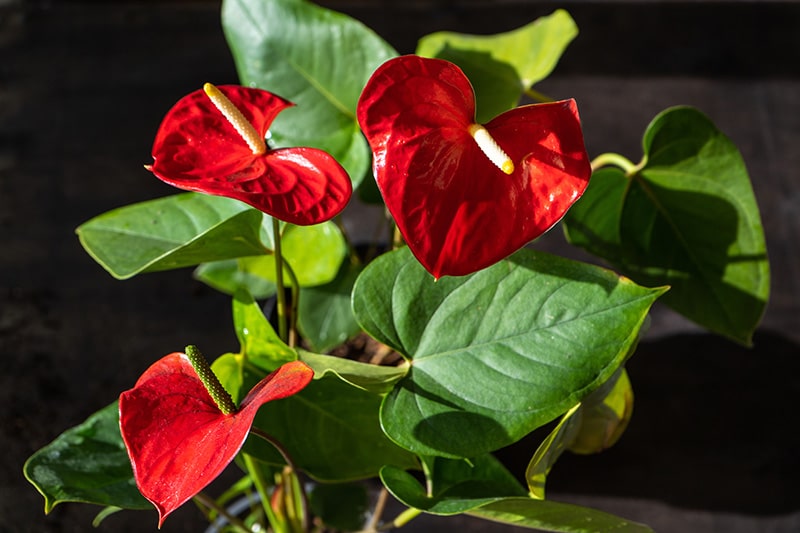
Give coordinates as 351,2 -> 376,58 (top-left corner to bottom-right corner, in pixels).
2,1 -> 799,532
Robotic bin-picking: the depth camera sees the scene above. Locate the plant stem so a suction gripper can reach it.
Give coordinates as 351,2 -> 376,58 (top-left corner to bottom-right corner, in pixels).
524,87 -> 555,103
250,428 -> 309,532
194,491 -> 253,533
243,453 -> 288,533
282,259 -> 300,348
272,217 -> 288,343
590,152 -> 644,176
389,508 -> 422,529
364,486 -> 389,532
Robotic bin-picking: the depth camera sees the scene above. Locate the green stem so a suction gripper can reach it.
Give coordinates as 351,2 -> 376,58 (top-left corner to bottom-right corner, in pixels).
243,453 -> 288,533
281,259 -> 300,349
590,152 -> 645,177
390,508 -> 422,529
250,428 -> 309,532
193,491 -> 252,533
364,487 -> 389,532
272,218 -> 288,343
524,87 -> 555,103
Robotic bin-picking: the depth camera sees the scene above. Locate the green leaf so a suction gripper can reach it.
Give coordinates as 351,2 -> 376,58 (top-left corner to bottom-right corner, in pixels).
233,290 -> 297,370
24,402 -> 150,513
308,482 -> 369,531
244,371 -> 417,482
297,262 -> 363,352
525,369 -> 633,499
561,167 -> 627,259
194,259 -> 277,298
352,247 -> 664,458
211,352 -> 246,404
77,193 -> 267,279
381,454 -> 525,515
222,0 -> 397,186
416,10 -> 577,122
565,107 -> 769,345
298,349 -> 407,395
469,497 -> 653,532
568,368 -> 634,455
525,404 -> 581,500
382,455 -> 651,532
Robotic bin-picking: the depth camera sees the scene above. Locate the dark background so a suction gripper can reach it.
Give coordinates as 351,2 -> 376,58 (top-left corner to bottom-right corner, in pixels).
2,1 -> 799,531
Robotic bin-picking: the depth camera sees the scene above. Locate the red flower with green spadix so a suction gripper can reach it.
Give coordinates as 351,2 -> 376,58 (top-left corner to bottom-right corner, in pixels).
148,83 -> 352,225
357,55 -> 592,278
119,347 -> 313,526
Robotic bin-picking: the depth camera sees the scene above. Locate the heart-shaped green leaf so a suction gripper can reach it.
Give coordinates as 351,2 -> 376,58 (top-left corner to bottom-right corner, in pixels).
243,370 -> 417,482
308,482 -> 370,532
469,497 -> 653,532
297,349 -> 407,395
77,193 -> 266,279
525,404 -> 581,500
298,262 -> 363,352
24,402 -> 150,513
568,368 -> 634,455
526,369 -> 634,499
194,259 -> 277,298
233,290 -> 297,370
194,220 -> 346,296
564,107 -> 769,345
416,10 -> 577,122
352,247 -> 664,457
381,454 -> 525,515
222,0 -> 397,186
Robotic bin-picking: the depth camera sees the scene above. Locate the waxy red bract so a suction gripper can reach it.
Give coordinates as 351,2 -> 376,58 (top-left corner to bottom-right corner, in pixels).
119,353 -> 313,526
149,85 -> 352,225
357,55 -> 591,278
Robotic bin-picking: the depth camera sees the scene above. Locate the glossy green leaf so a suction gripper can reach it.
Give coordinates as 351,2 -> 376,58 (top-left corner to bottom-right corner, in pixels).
353,247 -> 664,458
469,497 -> 653,532
416,10 -> 577,122
568,368 -> 634,455
222,0 -> 397,186
308,482 -> 369,531
526,369 -> 634,499
243,371 -> 417,481
298,349 -> 407,395
525,404 -> 581,500
24,402 -> 150,513
77,193 -> 267,279
194,259 -> 277,298
298,262 -> 363,352
381,454 -> 525,515
565,107 -> 769,345
211,352 -> 245,405
233,290 -> 297,370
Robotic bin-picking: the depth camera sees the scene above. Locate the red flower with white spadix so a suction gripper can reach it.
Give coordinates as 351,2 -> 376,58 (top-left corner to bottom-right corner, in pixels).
148,83 -> 352,225
357,55 -> 592,278
119,346 -> 313,526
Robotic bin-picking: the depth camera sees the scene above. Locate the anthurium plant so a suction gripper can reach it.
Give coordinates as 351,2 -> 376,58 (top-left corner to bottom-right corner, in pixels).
24,1 -> 769,532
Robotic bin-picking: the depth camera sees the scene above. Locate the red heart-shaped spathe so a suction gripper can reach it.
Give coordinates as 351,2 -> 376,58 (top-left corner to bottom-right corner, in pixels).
357,56 -> 591,278
119,353 -> 313,526
149,85 -> 352,225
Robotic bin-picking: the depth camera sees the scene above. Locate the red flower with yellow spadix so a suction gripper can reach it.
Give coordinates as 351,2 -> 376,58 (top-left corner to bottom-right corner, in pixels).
357,55 -> 592,278
119,347 -> 313,526
148,83 -> 352,225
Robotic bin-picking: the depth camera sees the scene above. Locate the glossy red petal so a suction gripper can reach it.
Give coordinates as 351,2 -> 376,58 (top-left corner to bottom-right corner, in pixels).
357,56 -> 591,278
119,354 -> 313,526
149,85 -> 352,225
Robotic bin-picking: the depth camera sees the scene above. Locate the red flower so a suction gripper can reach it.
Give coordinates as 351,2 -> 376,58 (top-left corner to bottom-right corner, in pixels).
357,56 -> 591,278
119,353 -> 313,526
149,83 -> 352,225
